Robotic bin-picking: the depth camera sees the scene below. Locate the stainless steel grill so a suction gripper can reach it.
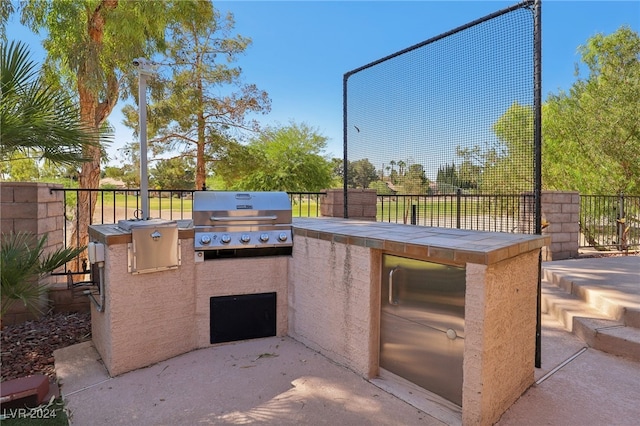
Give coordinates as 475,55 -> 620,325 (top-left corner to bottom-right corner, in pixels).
193,191 -> 292,257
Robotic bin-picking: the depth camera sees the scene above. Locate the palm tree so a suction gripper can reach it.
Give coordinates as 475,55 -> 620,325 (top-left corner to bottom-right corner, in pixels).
397,160 -> 406,177
0,40 -> 99,166
1,40 -> 94,320
1,232 -> 85,318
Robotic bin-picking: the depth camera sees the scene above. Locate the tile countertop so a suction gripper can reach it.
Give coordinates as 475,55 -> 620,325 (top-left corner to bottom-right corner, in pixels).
89,220 -> 194,246
293,217 -> 550,266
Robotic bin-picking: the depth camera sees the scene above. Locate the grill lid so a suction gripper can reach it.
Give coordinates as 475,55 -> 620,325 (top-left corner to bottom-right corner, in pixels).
193,191 -> 292,226
193,191 -> 293,251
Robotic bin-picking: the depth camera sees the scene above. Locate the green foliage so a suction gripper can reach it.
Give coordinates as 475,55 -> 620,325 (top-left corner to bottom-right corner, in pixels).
369,180 -> 394,195
0,40 -> 98,167
544,26 -> 640,194
104,166 -> 125,180
150,157 -> 196,190
436,163 -> 459,189
398,163 -> 430,194
1,151 -> 39,181
216,122 -> 332,191
1,232 -> 85,317
455,28 -> 640,195
347,158 -> 378,189
485,101 -> 534,193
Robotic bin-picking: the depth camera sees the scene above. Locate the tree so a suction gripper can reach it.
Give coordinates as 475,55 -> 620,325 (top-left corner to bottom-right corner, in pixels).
456,101 -> 534,194
331,157 -> 345,186
544,26 -> 640,194
348,158 -> 378,189
0,40 -> 97,167
122,3 -> 270,190
1,153 -> 39,181
369,180 -> 394,195
436,163 -> 459,189
216,122 -> 333,192
151,157 -> 195,190
397,160 -> 406,177
401,163 -> 430,194
18,0 -> 191,255
457,160 -> 481,190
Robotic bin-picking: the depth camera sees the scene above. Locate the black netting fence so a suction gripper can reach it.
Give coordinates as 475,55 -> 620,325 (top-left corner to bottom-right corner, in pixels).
344,1 -> 540,234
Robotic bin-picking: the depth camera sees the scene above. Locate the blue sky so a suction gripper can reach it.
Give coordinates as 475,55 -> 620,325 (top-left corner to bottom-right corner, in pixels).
6,1 -> 640,164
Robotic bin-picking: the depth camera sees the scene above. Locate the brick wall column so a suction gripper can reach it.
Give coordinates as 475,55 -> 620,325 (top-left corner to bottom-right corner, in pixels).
540,191 -> 580,260
320,188 -> 377,221
1,182 -> 66,274
1,182 -> 84,323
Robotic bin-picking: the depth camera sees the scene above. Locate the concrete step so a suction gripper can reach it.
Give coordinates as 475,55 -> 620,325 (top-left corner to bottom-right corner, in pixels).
541,259 -> 640,328
541,278 -> 640,362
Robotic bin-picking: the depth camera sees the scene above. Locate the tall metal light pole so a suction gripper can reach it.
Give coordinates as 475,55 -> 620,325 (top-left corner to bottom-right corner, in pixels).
133,58 -> 155,220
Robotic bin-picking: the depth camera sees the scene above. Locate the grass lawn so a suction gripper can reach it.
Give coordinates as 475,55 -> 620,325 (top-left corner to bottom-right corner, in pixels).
88,192 -> 323,220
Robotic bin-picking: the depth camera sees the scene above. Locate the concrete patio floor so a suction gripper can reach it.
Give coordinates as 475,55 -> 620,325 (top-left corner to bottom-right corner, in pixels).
54,257 -> 640,425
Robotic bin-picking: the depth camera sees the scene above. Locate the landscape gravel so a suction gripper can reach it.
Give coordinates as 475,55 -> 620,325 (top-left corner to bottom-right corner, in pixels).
1,311 -> 91,382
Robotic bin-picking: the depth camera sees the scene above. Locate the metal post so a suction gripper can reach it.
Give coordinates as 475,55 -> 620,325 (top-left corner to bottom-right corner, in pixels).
139,71 -> 149,220
343,73 -> 350,219
456,188 -> 462,229
533,0 -> 543,369
134,58 -> 156,220
618,192 -> 625,251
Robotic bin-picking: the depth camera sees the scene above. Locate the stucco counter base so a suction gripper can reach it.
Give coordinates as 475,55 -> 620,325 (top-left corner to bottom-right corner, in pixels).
290,218 -> 549,426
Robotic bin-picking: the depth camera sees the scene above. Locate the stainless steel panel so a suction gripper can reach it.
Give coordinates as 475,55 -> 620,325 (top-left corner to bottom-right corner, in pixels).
127,222 -> 181,274
380,254 -> 465,406
193,191 -> 292,226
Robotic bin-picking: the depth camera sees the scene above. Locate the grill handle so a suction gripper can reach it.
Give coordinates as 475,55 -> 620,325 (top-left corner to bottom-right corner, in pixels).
209,215 -> 278,222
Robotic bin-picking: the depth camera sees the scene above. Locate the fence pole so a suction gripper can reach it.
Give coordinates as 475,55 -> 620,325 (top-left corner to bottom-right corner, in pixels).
456,188 -> 462,229
618,192 -> 625,251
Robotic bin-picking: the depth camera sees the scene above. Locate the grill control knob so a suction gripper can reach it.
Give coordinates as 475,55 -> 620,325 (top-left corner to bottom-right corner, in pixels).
259,233 -> 270,242
278,232 -> 288,242
221,234 -> 231,244
240,234 -> 251,243
200,235 -> 212,245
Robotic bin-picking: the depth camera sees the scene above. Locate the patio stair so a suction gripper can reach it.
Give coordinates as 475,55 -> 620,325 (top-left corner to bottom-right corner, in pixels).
541,265 -> 640,362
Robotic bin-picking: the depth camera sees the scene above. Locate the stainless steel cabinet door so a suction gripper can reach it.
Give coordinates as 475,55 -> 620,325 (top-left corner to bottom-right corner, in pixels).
380,254 -> 465,406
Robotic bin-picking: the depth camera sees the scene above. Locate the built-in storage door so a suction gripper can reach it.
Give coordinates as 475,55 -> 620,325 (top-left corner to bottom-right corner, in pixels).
380,254 -> 466,406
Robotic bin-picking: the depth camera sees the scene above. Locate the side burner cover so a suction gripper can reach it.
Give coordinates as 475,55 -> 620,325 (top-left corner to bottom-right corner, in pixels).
118,219 -> 181,274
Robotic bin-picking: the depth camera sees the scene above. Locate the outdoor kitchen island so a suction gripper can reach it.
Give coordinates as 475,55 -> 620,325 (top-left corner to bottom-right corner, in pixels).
290,217 -> 549,426
88,216 -> 548,426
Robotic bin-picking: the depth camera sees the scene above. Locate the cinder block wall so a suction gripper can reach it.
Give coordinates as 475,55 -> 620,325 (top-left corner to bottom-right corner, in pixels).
320,188 -> 377,220
0,182 -> 85,324
541,191 -> 580,260
0,182 -> 64,250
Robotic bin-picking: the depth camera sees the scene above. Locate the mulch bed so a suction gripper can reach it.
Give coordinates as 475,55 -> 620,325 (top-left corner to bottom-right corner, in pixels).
1,312 -> 91,382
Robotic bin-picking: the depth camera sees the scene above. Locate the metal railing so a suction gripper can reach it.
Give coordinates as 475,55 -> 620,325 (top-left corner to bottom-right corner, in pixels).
377,191 -> 535,234
580,194 -> 640,251
51,189 -> 326,224
49,188 -> 639,273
